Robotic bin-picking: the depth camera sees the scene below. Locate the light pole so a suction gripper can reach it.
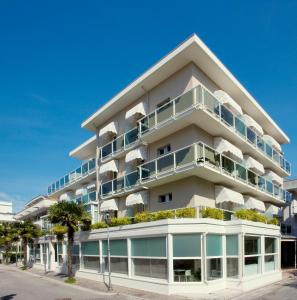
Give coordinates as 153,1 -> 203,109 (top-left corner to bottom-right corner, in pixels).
104,213 -> 112,291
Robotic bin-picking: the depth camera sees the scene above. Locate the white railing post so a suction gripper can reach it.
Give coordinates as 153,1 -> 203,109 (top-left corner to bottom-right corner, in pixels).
155,159 -> 158,178
173,151 -> 176,170
193,86 -> 197,106
154,110 -> 157,128
173,99 -> 176,118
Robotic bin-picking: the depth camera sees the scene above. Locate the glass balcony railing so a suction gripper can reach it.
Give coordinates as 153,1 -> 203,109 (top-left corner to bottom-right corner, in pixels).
100,141 -> 291,203
137,85 -> 291,174
75,191 -> 97,205
47,158 -> 96,195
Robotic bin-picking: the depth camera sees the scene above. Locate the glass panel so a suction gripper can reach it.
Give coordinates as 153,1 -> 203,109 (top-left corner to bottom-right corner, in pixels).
273,150 -> 280,164
101,181 -> 113,196
207,258 -> 222,280
247,127 -> 256,145
89,191 -> 96,202
104,257 -> 128,274
257,136 -> 265,152
227,258 -> 238,278
60,177 -> 64,188
221,105 -> 234,127
156,101 -> 173,123
247,170 -> 257,186
114,177 -> 124,192
114,135 -> 125,152
236,164 -> 247,181
173,259 -> 201,282
222,156 -> 235,175
125,127 -> 139,146
206,235 -> 222,256
203,90 -> 220,117
102,239 -> 127,256
173,234 -> 201,257
265,237 -> 276,254
89,158 -> 95,171
245,236 -> 260,255
72,244 -> 80,256
226,235 -> 238,256
265,144 -> 273,158
55,181 -> 60,190
235,117 -> 246,137
83,256 -> 100,270
203,146 -> 220,167
133,258 -> 167,279
140,112 -> 155,134
82,162 -> 88,175
258,176 -> 266,191
140,161 -> 156,181
65,175 -> 69,185
175,89 -> 194,114
265,255 -> 276,272
157,153 -> 174,173
175,145 -> 194,167
266,180 -> 273,194
244,256 -> 260,276
81,241 -> 99,256
57,243 -> 63,254
48,186 -> 51,194
125,170 -> 139,188
101,142 -> 112,158
131,237 -> 167,257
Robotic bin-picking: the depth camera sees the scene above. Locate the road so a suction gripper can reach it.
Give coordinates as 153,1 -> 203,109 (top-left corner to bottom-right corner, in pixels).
0,265 -> 133,300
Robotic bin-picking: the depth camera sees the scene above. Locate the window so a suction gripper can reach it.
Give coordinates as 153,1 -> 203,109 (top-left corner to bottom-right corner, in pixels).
157,144 -> 171,156
42,244 -> 48,265
244,236 -> 260,276
206,234 -> 222,280
158,193 -> 172,204
226,235 -> 239,278
173,234 -> 201,282
131,237 -> 167,279
35,244 -> 41,263
102,239 -> 128,275
265,237 -> 277,272
81,241 -> 99,271
57,242 -> 64,266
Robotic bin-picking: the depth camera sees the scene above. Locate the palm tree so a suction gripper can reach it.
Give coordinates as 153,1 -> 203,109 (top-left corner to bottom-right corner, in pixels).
48,201 -> 91,279
17,221 -> 41,268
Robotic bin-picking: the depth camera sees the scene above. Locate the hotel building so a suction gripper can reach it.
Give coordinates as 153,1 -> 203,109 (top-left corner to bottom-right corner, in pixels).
18,34 -> 292,294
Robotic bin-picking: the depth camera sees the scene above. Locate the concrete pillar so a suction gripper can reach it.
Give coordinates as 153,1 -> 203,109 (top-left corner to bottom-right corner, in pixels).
261,235 -> 265,274
48,240 -> 55,271
238,233 -> 244,280
99,240 -> 103,272
127,238 -> 132,278
222,235 -> 227,279
167,234 -> 173,283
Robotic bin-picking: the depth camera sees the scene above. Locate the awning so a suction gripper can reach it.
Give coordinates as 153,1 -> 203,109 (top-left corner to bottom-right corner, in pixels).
99,121 -> 118,137
243,155 -> 265,175
263,135 -> 282,153
215,185 -> 244,205
75,188 -> 85,196
100,199 -> 118,212
244,196 -> 265,212
126,191 -> 148,207
99,160 -> 118,175
242,114 -> 264,136
59,192 -> 73,201
214,90 -> 243,116
214,137 -> 243,162
266,204 -> 281,216
265,170 -> 283,186
125,147 -> 147,163
87,182 -> 96,190
125,102 -> 147,120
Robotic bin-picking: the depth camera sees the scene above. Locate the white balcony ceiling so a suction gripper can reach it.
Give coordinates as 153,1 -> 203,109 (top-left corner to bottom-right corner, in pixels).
263,135 -> 282,153
125,102 -> 148,120
126,191 -> 148,207
242,114 -> 264,136
99,160 -> 118,174
125,147 -> 147,163
100,199 -> 118,211
214,90 -> 243,116
69,135 -> 97,160
99,121 -> 118,137
59,192 -> 73,201
214,137 -> 243,162
244,196 -> 265,212
265,170 -> 283,187
215,185 -> 244,205
243,155 -> 265,176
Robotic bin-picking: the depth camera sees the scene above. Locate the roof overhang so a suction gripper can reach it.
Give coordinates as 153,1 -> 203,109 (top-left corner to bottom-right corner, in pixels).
69,135 -> 97,160
81,34 -> 289,144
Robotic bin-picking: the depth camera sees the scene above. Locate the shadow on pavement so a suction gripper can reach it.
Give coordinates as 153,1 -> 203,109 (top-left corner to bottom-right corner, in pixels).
1,294 -> 17,300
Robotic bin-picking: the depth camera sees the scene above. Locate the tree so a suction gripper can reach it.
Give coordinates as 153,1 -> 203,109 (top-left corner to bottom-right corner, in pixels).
16,221 -> 41,268
48,201 -> 91,279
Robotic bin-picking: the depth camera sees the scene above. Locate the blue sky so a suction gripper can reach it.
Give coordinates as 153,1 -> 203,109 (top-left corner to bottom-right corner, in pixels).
0,0 -> 296,212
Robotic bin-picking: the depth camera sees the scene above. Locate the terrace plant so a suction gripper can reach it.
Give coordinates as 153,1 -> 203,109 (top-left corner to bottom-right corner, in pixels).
175,207 -> 196,218
109,217 -> 131,227
201,207 -> 224,220
90,221 -> 108,230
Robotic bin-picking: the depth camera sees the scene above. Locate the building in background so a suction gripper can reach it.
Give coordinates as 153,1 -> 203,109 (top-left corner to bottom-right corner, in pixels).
16,34 -> 293,294
0,201 -> 15,223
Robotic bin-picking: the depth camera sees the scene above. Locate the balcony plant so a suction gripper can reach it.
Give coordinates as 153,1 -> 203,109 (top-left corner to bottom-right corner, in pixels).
110,217 -> 131,227
134,211 -> 151,223
150,210 -> 175,221
90,221 -> 108,230
175,207 -> 196,218
201,207 -> 224,220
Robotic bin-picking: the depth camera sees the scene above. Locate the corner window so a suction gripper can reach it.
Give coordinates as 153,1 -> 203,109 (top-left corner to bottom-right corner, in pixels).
244,236 -> 261,276
265,237 -> 277,272
206,234 -> 222,281
157,144 -> 171,156
158,193 -> 172,204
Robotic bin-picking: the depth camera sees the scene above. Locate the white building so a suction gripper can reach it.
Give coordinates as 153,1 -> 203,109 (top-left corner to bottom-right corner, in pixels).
0,201 -> 15,223
23,34 -> 292,295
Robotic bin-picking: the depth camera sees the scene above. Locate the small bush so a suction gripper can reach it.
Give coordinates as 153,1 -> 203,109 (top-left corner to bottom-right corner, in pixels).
235,209 -> 278,225
51,225 -> 67,241
267,218 -> 279,225
64,277 -> 76,284
134,211 -> 151,223
150,210 -> 175,221
110,217 -> 131,227
91,221 -> 108,230
201,207 -> 224,220
176,207 -> 196,218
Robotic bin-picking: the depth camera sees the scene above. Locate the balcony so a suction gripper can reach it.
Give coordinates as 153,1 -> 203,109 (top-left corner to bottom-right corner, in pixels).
47,158 -> 96,196
100,141 -> 291,205
75,191 -> 97,205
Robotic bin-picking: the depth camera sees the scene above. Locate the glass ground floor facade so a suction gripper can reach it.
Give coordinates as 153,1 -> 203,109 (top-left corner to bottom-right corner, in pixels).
30,218 -> 281,295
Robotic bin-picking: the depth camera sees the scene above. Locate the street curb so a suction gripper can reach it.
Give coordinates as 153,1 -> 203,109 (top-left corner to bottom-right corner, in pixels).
1,265 -> 118,297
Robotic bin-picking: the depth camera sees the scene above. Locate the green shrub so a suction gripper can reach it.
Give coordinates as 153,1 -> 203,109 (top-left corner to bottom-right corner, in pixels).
175,207 -> 196,218
234,209 -> 277,225
134,211 -> 151,223
150,210 -> 175,221
201,207 -> 224,220
51,225 -> 67,240
110,217 -> 131,227
267,218 -> 279,225
90,221 -> 108,230
64,277 -> 76,284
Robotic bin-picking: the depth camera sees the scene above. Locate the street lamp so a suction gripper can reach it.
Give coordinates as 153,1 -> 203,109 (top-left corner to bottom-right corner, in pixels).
103,213 -> 112,291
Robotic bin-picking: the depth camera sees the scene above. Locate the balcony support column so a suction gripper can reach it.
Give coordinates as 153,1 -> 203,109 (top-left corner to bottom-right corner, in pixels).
167,234 -> 173,284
